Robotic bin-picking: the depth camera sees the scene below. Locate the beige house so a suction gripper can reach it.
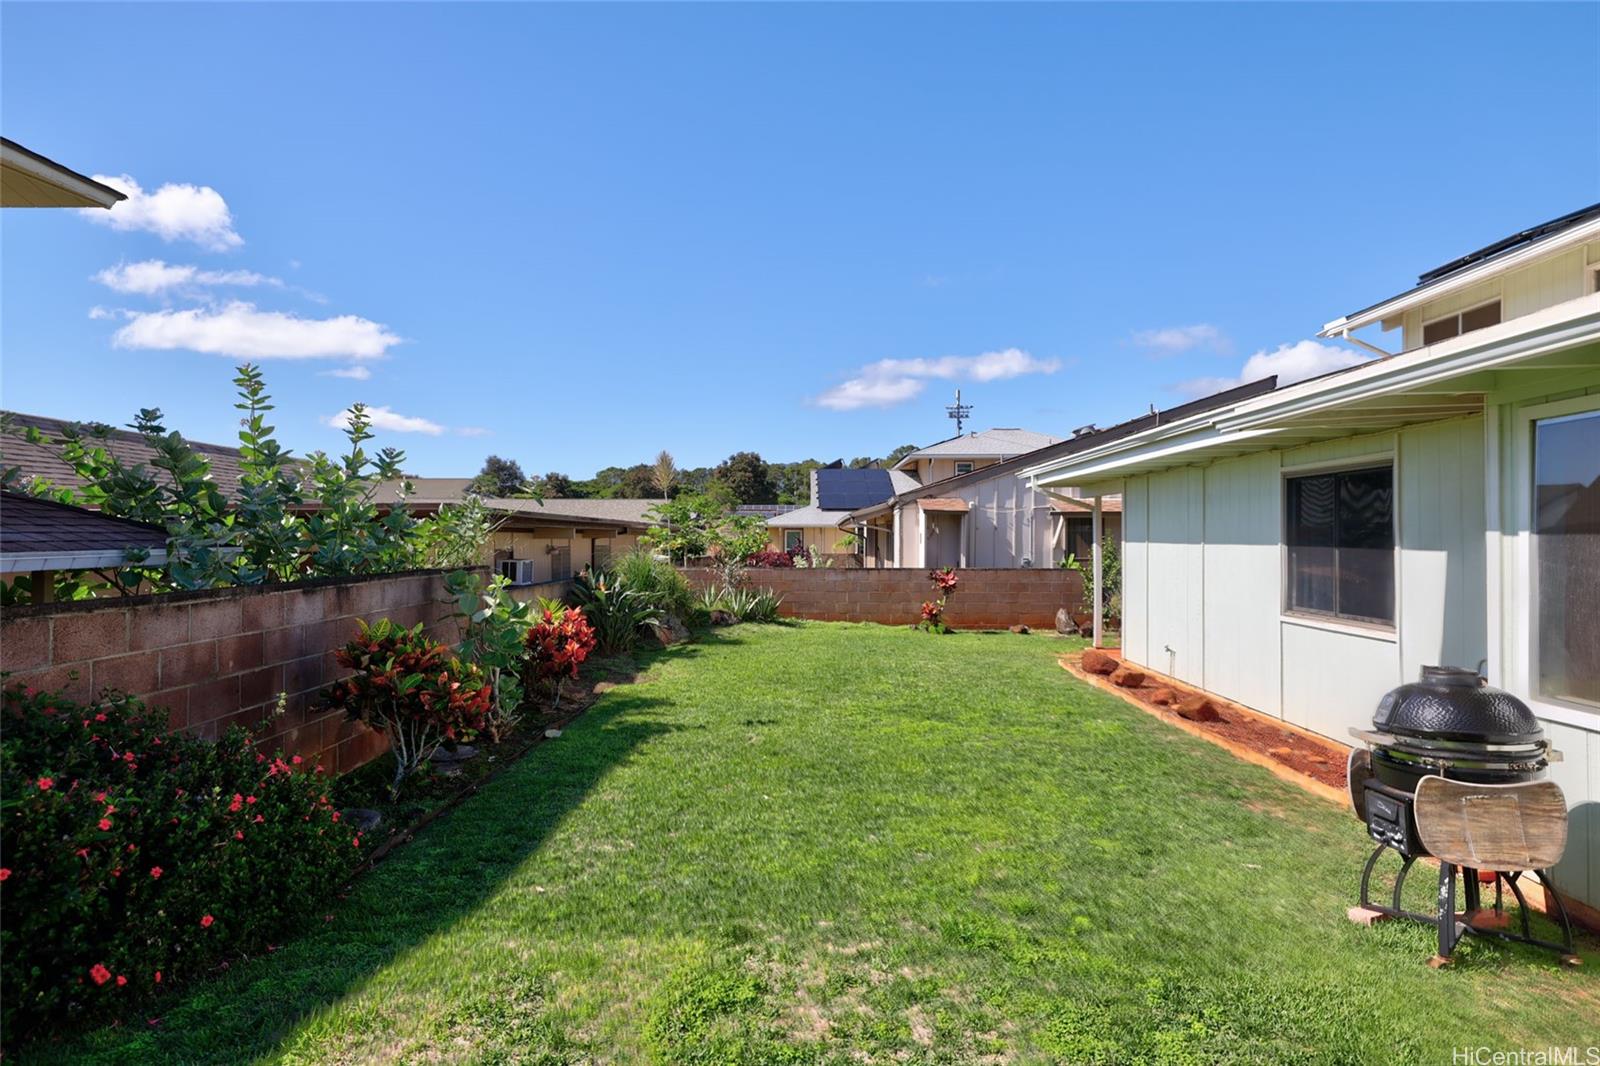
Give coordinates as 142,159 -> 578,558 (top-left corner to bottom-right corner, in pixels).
766,467 -> 913,560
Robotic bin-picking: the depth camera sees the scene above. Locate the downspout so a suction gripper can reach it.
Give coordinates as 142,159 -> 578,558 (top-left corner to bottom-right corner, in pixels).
1091,495 -> 1103,649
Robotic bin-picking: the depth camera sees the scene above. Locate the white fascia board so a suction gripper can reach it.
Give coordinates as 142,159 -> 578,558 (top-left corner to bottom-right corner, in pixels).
1031,428 -> 1284,486
1319,218 -> 1600,337
1225,299 -> 1600,434
1,141 -> 126,209
0,548 -> 168,574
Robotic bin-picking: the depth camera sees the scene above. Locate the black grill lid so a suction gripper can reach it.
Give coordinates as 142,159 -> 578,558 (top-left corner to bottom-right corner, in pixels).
1373,666 -> 1544,745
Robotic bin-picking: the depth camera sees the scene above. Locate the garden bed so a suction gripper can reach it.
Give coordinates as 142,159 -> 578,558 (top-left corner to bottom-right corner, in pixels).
1060,648 -> 1350,799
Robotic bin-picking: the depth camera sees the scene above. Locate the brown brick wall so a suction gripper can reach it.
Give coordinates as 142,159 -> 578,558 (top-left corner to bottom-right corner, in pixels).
0,570 -> 476,774
683,567 -> 1084,630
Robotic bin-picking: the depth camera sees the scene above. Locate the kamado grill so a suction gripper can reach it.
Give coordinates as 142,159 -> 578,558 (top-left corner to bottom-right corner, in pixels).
1347,666 -> 1580,965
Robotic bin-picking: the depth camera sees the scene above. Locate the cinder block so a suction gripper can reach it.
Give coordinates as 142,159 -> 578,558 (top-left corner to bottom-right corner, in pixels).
238,591 -> 286,633
53,609 -> 129,664
92,651 -> 161,696
218,632 -> 265,675
2,617 -> 51,672
189,598 -> 244,642
129,603 -> 190,651
159,640 -> 218,688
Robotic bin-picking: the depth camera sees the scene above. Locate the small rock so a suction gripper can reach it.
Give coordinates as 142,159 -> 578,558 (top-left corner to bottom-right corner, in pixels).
1054,608 -> 1078,635
430,743 -> 479,767
652,613 -> 691,646
1173,694 -> 1220,722
1110,666 -> 1146,689
1268,746 -> 1292,757
1009,624 -> 1030,635
1082,649 -> 1118,675
1148,688 -> 1178,706
342,808 -> 382,833
544,728 -> 563,739
709,610 -> 736,626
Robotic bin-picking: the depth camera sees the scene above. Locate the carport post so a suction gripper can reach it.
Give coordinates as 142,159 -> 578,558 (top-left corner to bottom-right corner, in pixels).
1091,496 -> 1103,649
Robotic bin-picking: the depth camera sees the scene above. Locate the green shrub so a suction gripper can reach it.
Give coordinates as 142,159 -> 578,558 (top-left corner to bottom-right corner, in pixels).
0,684 -> 358,1042
572,571 -> 662,654
613,549 -> 695,618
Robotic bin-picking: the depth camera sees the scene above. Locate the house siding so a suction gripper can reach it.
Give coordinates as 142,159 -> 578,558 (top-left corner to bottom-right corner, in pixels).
1399,243 -> 1599,349
1118,381 -> 1600,910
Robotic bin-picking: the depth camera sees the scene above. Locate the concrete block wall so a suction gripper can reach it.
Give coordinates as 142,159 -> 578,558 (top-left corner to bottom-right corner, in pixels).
1,569 -> 474,773
682,567 -> 1084,630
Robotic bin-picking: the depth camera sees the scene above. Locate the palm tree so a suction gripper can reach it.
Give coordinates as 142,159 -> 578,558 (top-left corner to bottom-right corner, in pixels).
652,450 -> 676,499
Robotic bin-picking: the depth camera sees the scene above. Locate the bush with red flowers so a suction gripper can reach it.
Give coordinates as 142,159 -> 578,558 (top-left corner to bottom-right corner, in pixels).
0,683 -> 356,1042
320,618 -> 493,800
744,549 -> 796,569
524,606 -> 597,710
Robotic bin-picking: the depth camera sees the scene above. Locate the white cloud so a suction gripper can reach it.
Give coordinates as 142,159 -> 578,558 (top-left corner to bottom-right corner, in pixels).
80,174 -> 243,251
456,426 -> 492,437
111,301 -> 400,360
320,365 -> 373,381
326,406 -> 444,436
1132,324 -> 1230,356
815,347 -> 1061,411
1175,340 -> 1372,397
93,259 -> 281,296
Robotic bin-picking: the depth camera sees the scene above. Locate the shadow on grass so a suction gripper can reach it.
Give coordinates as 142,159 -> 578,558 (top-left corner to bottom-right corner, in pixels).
34,686 -> 683,1065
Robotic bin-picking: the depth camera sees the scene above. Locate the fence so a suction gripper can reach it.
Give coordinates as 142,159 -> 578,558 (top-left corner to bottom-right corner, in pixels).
1,569 -> 473,773
682,567 -> 1084,630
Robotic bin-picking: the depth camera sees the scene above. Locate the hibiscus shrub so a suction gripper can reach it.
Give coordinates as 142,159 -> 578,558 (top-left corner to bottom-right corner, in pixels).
0,683 -> 357,1041
320,618 -> 493,799
524,606 -> 597,710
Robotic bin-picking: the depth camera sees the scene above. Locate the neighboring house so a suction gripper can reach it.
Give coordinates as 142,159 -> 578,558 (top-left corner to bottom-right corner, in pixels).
847,387 -> 1277,569
1023,203 -> 1600,912
891,427 -> 1061,485
3,413 -> 253,498
1,137 -> 126,209
0,492 -> 168,600
767,467 -> 903,560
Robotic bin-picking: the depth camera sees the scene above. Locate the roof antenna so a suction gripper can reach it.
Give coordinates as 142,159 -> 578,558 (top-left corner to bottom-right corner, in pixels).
946,388 -> 973,435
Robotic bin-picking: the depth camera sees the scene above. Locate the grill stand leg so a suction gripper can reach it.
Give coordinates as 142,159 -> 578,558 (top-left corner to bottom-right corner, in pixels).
1431,862 -> 1461,967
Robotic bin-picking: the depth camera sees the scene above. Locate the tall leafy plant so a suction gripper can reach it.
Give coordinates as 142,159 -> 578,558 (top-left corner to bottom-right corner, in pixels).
447,570 -> 534,740
302,404 -> 414,576
231,365 -> 305,583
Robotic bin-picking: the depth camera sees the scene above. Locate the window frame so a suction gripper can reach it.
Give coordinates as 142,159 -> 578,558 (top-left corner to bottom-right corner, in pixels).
1279,458 -> 1398,631
782,529 -> 803,552
1421,298 -> 1502,346
1520,394 -> 1600,718
954,461 -> 974,475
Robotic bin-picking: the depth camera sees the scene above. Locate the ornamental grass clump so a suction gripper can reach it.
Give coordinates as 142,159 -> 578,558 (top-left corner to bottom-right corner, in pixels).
321,619 -> 493,799
524,606 -> 597,710
0,684 -> 356,1043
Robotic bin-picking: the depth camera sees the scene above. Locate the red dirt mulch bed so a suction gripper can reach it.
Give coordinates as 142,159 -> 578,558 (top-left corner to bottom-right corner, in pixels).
1063,648 -> 1350,798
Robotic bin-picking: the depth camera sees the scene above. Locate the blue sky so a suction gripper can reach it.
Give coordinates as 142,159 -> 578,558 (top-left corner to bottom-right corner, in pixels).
4,3 -> 1597,477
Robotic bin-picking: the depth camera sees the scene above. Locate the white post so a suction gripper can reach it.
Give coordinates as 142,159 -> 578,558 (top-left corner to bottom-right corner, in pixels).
892,507 -> 902,567
916,506 -> 927,569
1091,495 -> 1104,649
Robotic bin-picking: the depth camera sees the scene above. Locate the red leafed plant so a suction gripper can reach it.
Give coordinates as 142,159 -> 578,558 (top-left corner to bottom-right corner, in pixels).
915,567 -> 959,633
524,606 -> 597,710
744,549 -> 796,569
321,618 -> 493,799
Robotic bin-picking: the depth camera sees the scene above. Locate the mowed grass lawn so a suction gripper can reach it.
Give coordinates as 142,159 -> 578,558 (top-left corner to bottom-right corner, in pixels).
49,622 -> 1596,1064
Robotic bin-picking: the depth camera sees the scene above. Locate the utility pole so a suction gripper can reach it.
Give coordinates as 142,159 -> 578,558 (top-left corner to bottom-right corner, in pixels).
946,389 -> 973,435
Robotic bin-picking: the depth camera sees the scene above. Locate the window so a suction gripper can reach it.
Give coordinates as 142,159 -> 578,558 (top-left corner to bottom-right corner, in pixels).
1422,301 -> 1501,345
1285,465 -> 1394,625
954,462 -> 974,475
1533,408 -> 1600,708
592,538 -> 612,568
1064,515 -> 1094,560
783,529 -> 803,551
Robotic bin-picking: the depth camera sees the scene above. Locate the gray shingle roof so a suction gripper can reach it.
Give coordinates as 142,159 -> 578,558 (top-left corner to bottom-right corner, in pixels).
4,411 -> 250,499
894,428 -> 1061,466
1,491 -> 168,570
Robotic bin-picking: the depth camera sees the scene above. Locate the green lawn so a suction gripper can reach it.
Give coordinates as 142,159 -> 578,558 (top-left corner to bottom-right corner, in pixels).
47,622 -> 1596,1064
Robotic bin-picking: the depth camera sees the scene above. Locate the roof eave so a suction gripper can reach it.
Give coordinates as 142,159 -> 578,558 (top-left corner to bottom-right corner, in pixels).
1319,215 -> 1600,337
0,138 -> 128,209
0,548 -> 169,573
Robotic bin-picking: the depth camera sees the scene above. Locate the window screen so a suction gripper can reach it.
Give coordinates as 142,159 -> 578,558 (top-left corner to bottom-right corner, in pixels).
1534,409 -> 1600,708
1285,465 -> 1394,624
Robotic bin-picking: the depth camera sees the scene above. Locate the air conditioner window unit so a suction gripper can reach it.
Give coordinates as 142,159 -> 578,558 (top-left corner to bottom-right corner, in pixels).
497,559 -> 536,587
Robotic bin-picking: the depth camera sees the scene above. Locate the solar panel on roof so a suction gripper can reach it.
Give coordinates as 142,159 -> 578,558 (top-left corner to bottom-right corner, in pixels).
816,468 -> 893,510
